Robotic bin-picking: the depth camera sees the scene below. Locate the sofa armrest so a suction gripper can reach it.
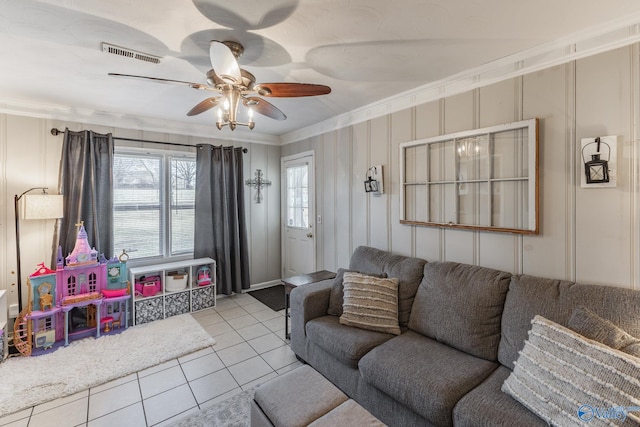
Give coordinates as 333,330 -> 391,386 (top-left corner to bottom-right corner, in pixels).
289,279 -> 333,359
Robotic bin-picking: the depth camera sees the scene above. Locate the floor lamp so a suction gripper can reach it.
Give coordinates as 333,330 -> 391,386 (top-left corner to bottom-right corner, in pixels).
14,188 -> 64,313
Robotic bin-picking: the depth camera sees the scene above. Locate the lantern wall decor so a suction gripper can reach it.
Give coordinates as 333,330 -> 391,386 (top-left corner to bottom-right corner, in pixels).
580,136 -> 617,188
364,165 -> 384,194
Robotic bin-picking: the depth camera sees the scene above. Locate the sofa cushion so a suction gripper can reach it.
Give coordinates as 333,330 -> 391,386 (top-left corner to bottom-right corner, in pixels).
306,315 -> 395,368
327,268 -> 387,317
408,262 -> 511,361
348,246 -> 389,275
502,316 -> 640,426
568,305 -> 640,357
339,272 -> 401,335
348,246 -> 427,326
358,330 -> 498,426
498,274 -> 640,369
453,366 -> 547,427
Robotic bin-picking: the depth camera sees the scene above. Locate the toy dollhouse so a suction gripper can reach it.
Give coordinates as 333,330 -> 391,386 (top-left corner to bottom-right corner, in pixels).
13,222 -> 131,356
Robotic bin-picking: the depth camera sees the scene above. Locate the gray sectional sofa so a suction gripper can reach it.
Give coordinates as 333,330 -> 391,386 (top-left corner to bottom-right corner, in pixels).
289,246 -> 640,426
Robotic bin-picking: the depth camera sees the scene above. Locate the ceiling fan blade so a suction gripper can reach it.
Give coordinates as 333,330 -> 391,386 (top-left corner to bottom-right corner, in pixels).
108,73 -> 214,91
243,97 -> 286,121
253,83 -> 331,97
187,97 -> 222,116
209,41 -> 242,84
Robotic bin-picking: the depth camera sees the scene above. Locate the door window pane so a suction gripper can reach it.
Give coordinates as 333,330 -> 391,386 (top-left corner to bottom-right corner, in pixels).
286,165 -> 309,228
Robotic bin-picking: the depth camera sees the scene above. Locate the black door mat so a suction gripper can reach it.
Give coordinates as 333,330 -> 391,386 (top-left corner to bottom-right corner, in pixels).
247,284 -> 285,312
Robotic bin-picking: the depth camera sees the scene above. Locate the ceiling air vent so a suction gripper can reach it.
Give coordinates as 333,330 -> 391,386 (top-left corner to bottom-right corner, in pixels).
102,43 -> 161,64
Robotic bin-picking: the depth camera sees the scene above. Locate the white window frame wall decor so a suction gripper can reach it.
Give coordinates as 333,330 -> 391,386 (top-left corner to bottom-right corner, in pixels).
399,118 -> 539,234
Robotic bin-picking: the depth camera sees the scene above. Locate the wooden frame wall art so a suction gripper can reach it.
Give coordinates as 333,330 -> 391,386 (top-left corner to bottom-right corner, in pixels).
400,118 -> 539,234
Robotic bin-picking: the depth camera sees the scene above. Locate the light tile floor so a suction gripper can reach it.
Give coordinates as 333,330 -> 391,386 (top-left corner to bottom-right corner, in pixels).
0,291 -> 302,427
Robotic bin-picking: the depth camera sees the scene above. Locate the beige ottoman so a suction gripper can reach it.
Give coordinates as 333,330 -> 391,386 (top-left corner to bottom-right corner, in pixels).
251,365 -> 384,427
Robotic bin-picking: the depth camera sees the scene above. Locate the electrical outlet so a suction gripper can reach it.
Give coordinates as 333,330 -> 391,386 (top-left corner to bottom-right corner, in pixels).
9,304 -> 19,317
317,215 -> 322,224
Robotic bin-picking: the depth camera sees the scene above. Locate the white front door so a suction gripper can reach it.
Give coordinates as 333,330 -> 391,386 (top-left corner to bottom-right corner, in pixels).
281,152 -> 315,278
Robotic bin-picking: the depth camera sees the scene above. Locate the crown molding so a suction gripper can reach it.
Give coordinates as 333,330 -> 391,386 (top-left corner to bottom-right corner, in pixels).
0,99 -> 281,145
281,13 -> 640,145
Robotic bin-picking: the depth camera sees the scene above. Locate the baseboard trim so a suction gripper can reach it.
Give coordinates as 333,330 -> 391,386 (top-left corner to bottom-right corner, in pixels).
245,279 -> 281,292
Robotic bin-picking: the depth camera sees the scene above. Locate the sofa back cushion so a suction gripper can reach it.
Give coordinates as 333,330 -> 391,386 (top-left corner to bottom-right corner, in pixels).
348,246 -> 427,326
498,274 -> 640,369
408,262 -> 511,361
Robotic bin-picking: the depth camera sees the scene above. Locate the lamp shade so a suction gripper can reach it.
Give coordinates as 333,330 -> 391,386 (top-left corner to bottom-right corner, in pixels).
23,194 -> 63,219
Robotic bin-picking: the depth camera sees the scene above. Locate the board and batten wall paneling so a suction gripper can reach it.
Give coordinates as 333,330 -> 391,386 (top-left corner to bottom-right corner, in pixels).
321,131 -> 337,272
522,64 -> 571,280
335,127 -> 352,269
266,144 -> 282,282
0,113 -> 7,306
351,121 -> 369,250
247,142 -> 282,286
2,115 -> 62,307
575,48 -> 632,287
390,108 -> 414,257
284,44 -> 639,291
369,116 -> 390,252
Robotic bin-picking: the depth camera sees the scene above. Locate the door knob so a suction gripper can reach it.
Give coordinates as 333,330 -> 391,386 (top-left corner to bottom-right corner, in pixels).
306,232 -> 313,238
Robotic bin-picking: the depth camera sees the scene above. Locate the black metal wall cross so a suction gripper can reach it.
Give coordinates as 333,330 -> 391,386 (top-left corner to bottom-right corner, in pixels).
245,169 -> 272,203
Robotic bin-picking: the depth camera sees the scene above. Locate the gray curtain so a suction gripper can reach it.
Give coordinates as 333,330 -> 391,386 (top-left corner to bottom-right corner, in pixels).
58,128 -> 114,260
194,144 -> 250,295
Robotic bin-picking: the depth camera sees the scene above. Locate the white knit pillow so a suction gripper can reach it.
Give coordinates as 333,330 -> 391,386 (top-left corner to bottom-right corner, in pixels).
502,315 -> 640,425
339,272 -> 400,335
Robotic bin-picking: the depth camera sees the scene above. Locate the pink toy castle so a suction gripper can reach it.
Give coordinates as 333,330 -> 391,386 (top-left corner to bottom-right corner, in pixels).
13,222 -> 130,356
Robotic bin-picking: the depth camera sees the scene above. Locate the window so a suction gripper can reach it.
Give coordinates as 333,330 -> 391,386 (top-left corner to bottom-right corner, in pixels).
113,149 -> 196,260
286,164 -> 309,228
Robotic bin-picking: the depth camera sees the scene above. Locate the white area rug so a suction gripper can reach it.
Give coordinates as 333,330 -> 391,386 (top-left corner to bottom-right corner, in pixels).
0,314 -> 215,417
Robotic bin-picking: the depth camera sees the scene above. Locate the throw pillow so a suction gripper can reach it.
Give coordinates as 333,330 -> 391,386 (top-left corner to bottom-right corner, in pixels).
568,306 -> 640,357
339,272 -> 401,335
327,268 -> 387,316
502,315 -> 640,426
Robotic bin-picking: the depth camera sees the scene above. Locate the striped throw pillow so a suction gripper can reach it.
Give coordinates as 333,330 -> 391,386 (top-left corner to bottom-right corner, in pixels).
339,272 -> 401,335
502,315 -> 640,425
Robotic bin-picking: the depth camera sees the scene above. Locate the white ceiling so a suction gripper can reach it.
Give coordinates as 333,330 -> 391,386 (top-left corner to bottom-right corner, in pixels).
2,1 -> 640,142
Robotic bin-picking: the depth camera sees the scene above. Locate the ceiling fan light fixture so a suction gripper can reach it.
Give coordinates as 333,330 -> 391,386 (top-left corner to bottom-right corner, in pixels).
109,39 -> 330,133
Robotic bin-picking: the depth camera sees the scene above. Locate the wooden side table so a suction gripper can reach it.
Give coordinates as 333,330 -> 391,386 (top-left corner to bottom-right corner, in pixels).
283,270 -> 336,339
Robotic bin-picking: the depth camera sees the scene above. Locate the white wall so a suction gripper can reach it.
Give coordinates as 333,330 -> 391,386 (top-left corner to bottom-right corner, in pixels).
282,44 -> 640,290
0,114 -> 281,309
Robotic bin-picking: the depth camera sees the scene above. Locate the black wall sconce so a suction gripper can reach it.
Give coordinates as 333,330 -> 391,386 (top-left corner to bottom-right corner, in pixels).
364,165 -> 384,194
582,137 -> 610,184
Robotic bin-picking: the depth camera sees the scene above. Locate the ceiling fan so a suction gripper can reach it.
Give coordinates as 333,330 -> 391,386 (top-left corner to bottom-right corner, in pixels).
109,40 -> 331,130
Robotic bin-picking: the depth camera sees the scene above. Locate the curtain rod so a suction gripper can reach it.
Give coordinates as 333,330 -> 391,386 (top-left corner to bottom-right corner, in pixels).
50,128 -> 248,153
